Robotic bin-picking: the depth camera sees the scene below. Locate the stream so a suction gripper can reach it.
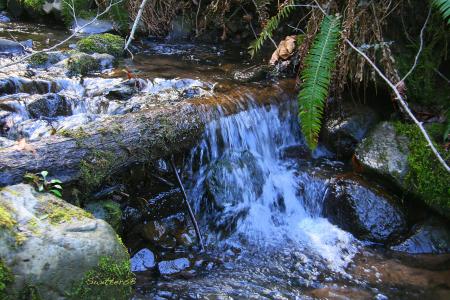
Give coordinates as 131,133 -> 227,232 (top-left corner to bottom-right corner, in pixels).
1,20 -> 449,300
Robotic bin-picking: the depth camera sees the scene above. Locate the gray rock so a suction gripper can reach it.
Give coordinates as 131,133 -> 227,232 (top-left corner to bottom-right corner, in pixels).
0,77 -> 58,95
72,18 -> 114,35
92,53 -> 115,70
27,93 -> 72,118
323,176 -> 407,242
391,218 -> 450,254
158,258 -> 190,275
354,122 -> 410,188
322,103 -> 379,158
131,248 -> 156,272
0,38 -> 25,55
0,136 -> 16,148
0,184 -> 129,299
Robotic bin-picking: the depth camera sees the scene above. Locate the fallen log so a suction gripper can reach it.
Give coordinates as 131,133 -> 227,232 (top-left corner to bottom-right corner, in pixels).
0,81 -> 294,188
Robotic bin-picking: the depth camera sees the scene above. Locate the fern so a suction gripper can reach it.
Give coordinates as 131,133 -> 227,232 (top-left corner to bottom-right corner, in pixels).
248,0 -> 296,57
298,16 -> 341,150
432,0 -> 450,24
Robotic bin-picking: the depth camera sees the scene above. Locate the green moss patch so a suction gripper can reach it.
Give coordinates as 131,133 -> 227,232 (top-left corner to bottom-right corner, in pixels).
77,34 -> 124,57
66,53 -> 100,76
0,259 -> 13,299
394,122 -> 450,217
67,256 -> 134,300
37,196 -> 93,224
0,206 -> 16,230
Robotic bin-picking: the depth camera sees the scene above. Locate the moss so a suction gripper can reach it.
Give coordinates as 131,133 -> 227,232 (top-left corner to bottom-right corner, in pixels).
394,122 -> 450,217
0,206 -> 16,230
28,53 -> 49,67
58,127 -> 88,139
0,259 -> 13,299
85,201 -> 122,233
79,150 -> 118,194
77,34 -> 124,57
37,196 -> 93,224
66,53 -> 100,76
67,256 -> 134,300
22,0 -> 45,15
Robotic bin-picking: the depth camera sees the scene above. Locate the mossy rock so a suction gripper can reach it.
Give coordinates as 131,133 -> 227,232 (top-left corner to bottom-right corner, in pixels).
66,52 -> 100,76
355,121 -> 450,218
77,34 -> 124,57
0,259 -> 13,299
85,200 -> 122,233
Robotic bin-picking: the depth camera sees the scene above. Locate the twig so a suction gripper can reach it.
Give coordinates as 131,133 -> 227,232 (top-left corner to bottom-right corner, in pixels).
311,0 -> 450,172
170,155 -> 205,251
124,0 -> 149,52
399,7 -> 431,83
150,173 -> 175,187
0,0 -> 123,70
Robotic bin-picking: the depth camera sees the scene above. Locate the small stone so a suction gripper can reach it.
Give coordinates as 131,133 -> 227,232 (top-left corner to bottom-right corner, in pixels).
158,258 -> 190,275
131,248 -> 156,272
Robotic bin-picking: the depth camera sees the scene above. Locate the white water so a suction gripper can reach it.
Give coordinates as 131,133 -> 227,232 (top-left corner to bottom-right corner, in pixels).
187,100 -> 359,273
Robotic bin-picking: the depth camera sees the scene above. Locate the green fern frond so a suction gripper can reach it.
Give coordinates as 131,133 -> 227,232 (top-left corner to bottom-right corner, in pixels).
432,0 -> 450,24
298,16 -> 341,150
248,0 -> 296,58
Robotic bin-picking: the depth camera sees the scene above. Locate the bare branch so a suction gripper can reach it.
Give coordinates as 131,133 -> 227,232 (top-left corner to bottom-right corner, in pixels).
124,0 -> 149,52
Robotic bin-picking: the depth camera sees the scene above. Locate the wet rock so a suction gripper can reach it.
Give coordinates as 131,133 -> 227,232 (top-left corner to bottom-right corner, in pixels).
0,137 -> 16,148
232,65 -> 270,83
206,150 -> 264,211
92,53 -> 115,69
391,218 -> 450,254
0,77 -> 57,95
139,214 -> 188,249
158,258 -> 190,275
354,122 -> 409,189
72,18 -> 115,35
0,38 -> 25,55
85,200 -> 122,233
131,248 -> 156,272
323,176 -> 407,242
0,12 -> 10,23
27,93 -> 71,118
141,220 -> 167,243
322,103 -> 379,158
0,184 -> 130,299
65,52 -> 100,76
28,51 -> 67,68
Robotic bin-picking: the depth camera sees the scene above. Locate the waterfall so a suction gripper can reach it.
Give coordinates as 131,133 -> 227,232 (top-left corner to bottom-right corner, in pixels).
186,98 -> 359,273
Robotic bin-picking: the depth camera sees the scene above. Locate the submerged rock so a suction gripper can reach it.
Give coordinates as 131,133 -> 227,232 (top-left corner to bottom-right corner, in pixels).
158,258 -> 190,275
323,176 -> 407,242
322,103 -> 378,158
0,184 -> 131,299
0,38 -> 25,55
232,65 -> 270,83
391,218 -> 450,254
131,248 -> 156,272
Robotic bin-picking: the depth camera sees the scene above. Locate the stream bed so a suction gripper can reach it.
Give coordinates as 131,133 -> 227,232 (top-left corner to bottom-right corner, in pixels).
1,20 -> 449,300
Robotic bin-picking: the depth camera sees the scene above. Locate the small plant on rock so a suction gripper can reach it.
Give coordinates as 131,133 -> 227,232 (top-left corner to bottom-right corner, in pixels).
24,171 -> 64,198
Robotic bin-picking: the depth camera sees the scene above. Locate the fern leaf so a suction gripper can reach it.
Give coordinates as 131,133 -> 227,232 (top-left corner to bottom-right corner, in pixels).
298,16 -> 341,150
248,0 -> 296,58
432,0 -> 450,24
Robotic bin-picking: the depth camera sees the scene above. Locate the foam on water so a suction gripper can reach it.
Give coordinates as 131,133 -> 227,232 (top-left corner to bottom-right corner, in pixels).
187,99 -> 359,273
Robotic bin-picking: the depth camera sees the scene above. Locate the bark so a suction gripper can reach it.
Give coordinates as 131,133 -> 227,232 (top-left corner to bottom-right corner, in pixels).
0,81 -> 294,187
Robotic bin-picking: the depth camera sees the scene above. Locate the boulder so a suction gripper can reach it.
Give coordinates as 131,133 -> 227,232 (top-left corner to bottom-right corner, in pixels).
0,184 -> 133,299
76,33 -> 124,57
322,103 -> 378,158
65,52 -> 100,76
72,18 -> 115,35
323,176 -> 407,242
27,93 -> 72,118
354,122 -> 409,188
0,38 -> 24,56
390,218 -> 450,254
354,121 -> 450,218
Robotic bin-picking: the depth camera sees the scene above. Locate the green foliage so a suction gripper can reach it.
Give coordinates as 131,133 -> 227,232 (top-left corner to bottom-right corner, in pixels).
28,53 -> 49,67
0,259 -> 13,299
67,256 -> 135,300
24,171 -> 63,198
432,0 -> 450,24
248,0 -> 296,57
394,122 -> 450,217
109,2 -> 129,33
23,0 -> 45,15
61,0 -> 92,25
298,16 -> 341,150
77,34 -> 124,57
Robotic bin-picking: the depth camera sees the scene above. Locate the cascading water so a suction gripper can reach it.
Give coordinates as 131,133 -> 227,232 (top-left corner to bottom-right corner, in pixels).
156,97 -> 361,297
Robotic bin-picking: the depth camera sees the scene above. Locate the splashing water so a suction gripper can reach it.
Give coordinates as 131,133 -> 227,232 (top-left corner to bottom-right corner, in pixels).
186,98 -> 359,274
